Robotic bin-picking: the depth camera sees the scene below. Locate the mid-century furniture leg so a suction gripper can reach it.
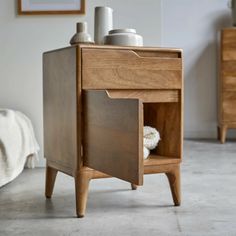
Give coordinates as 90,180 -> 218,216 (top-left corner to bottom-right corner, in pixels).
131,184 -> 138,190
220,125 -> 227,144
166,165 -> 181,206
45,165 -> 58,198
75,169 -> 93,218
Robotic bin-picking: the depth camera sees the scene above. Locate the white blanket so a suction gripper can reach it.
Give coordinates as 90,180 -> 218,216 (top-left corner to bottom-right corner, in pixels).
143,126 -> 160,159
0,109 -> 39,187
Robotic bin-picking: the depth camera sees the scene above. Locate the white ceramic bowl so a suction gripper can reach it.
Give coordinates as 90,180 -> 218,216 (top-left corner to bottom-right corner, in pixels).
104,28 -> 143,46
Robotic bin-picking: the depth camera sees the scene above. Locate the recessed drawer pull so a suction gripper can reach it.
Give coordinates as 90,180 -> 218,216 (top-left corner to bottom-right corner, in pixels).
82,48 -> 182,90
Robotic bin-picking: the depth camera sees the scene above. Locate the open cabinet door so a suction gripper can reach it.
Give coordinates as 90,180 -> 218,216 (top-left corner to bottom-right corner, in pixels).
83,90 -> 143,185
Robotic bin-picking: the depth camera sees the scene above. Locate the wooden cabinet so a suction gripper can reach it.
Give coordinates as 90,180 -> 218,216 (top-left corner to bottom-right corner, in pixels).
218,28 -> 236,143
43,45 -> 183,217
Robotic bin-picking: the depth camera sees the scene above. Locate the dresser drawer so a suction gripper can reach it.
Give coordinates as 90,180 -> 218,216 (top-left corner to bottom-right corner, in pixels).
222,29 -> 236,60
221,61 -> 236,90
82,48 -> 182,89
222,61 -> 236,73
222,92 -> 236,121
222,74 -> 236,90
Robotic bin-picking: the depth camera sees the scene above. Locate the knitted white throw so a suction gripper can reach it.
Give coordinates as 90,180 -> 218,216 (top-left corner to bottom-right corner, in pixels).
0,109 -> 39,187
143,126 -> 160,159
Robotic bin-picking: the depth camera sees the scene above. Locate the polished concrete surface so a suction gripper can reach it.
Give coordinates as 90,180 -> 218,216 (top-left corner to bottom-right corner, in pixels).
0,140 -> 236,236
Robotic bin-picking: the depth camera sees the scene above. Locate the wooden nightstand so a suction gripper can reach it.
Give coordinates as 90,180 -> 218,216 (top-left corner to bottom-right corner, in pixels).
43,45 -> 184,217
218,28 -> 236,143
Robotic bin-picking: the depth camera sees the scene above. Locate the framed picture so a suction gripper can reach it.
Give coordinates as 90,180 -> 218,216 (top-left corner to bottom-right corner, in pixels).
18,0 -> 85,15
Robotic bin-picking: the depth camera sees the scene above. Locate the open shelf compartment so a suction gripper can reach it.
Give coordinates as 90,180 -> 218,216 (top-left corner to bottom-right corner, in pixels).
143,101 -> 182,166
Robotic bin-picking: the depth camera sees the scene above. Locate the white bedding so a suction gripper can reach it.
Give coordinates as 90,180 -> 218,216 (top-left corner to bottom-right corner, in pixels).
0,109 -> 39,187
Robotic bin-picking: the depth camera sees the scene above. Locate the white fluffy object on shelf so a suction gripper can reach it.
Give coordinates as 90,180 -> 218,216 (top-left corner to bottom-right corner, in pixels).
143,126 -> 160,159
143,146 -> 150,159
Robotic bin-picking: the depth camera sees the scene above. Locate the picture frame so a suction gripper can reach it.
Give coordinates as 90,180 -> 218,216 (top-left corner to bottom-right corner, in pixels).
18,0 -> 85,15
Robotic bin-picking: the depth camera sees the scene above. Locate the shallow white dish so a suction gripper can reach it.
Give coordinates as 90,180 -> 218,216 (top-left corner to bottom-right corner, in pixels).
104,28 -> 143,46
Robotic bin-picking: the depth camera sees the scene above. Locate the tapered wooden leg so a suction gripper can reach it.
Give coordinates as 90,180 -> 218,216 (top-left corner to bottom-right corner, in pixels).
75,170 -> 92,218
45,165 -> 58,198
131,184 -> 138,190
166,165 -> 181,206
219,125 -> 227,144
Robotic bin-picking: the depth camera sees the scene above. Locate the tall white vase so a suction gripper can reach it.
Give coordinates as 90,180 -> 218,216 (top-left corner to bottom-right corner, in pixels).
94,6 -> 113,45
228,0 -> 236,26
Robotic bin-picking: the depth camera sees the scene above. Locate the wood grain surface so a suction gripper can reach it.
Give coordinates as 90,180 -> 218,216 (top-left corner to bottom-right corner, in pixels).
43,47 -> 77,175
144,102 -> 181,159
219,28 -> 236,142
82,48 -> 182,89
107,90 -> 179,103
83,90 -> 143,185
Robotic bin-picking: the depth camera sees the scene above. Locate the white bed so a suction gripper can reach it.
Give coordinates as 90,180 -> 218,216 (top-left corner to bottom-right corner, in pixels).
0,109 -> 39,187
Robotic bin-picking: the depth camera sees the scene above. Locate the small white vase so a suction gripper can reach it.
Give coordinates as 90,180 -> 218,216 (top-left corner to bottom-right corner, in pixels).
94,6 -> 113,45
70,22 -> 94,45
228,0 -> 236,26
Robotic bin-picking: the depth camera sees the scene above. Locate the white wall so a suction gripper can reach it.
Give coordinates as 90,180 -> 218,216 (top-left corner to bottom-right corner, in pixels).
1,0 -> 235,167
162,0 -> 232,138
0,0 -> 162,166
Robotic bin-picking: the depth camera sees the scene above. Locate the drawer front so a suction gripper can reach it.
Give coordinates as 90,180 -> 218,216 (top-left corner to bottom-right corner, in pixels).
222,61 -> 236,73
222,92 -> 236,122
222,29 -> 236,60
82,49 -> 182,89
221,61 -> 236,90
222,74 -> 236,90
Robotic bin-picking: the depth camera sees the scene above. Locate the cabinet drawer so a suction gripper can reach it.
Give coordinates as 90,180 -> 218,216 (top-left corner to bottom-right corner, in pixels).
222,61 -> 236,73
222,74 -> 236,90
222,29 -> 236,60
82,49 -> 182,89
222,92 -> 236,121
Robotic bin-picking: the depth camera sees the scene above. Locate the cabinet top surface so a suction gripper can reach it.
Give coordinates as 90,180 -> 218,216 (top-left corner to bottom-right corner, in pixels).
44,44 -> 183,55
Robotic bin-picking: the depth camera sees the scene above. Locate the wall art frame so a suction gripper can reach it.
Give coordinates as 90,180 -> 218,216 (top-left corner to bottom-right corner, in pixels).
18,0 -> 85,15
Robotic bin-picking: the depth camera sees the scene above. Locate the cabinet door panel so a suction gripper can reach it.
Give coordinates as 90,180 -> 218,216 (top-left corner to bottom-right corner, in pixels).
83,90 -> 143,185
43,47 -> 77,175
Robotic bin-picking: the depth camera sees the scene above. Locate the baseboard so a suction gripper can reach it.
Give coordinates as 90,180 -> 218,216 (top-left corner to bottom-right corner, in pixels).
185,129 -> 236,139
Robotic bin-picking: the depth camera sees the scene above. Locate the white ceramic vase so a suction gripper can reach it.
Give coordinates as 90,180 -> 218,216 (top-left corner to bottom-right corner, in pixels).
70,22 -> 94,45
228,0 -> 236,26
94,6 -> 113,45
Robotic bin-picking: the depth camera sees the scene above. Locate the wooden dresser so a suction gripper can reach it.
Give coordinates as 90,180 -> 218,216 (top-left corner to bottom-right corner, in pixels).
43,45 -> 183,217
218,28 -> 236,143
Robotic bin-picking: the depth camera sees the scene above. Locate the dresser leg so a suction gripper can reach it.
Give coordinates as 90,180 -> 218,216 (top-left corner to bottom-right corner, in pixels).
75,170 -> 92,218
131,184 -> 138,190
166,165 -> 181,206
219,125 -> 227,144
45,165 -> 58,198
217,126 -> 221,141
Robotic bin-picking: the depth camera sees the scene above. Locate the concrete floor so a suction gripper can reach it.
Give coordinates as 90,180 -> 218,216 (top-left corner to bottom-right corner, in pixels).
0,140 -> 236,236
